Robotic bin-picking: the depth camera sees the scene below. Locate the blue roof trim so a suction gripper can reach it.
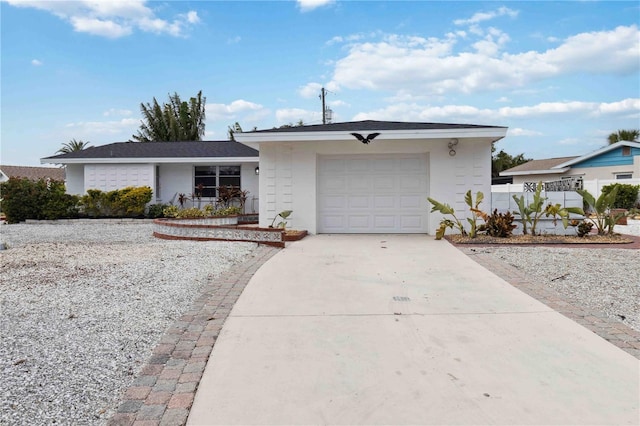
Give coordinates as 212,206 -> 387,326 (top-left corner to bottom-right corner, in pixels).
571,146 -> 640,168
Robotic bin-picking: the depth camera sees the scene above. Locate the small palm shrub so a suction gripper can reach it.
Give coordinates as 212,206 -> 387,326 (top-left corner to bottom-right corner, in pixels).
576,221 -> 594,237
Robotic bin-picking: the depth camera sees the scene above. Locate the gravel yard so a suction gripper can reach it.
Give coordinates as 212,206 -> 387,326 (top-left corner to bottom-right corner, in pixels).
461,246 -> 640,333
0,222 -> 256,425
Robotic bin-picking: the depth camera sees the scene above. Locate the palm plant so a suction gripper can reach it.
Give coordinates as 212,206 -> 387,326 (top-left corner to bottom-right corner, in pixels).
607,129 -> 639,145
57,139 -> 91,154
131,91 -> 206,142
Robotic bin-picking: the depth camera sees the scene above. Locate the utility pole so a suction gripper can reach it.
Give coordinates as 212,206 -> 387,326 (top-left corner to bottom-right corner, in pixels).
320,87 -> 327,124
320,87 -> 332,124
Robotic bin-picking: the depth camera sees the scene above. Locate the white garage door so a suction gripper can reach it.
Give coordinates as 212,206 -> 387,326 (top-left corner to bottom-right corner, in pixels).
318,154 -> 429,233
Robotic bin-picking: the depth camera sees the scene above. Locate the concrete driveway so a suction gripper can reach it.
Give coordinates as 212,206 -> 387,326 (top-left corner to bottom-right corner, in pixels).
188,235 -> 639,425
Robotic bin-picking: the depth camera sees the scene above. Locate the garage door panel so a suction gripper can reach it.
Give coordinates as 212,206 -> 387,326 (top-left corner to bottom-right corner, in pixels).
321,215 -> 346,230
372,158 -> 395,171
319,159 -> 346,174
348,196 -> 370,209
348,176 -> 371,191
318,154 -> 428,233
320,195 -> 346,209
347,159 -> 370,172
399,176 -> 422,190
399,158 -> 424,171
373,196 -> 395,208
348,215 -> 371,229
318,175 -> 345,192
399,195 -> 421,208
373,215 -> 396,228
373,176 -> 395,191
400,216 -> 424,229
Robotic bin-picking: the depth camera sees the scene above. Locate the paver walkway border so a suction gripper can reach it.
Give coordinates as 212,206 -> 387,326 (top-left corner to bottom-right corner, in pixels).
107,245 -> 280,426
462,248 -> 640,360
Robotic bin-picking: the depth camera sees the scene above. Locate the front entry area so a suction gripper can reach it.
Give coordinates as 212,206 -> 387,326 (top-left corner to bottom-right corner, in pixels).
317,154 -> 429,233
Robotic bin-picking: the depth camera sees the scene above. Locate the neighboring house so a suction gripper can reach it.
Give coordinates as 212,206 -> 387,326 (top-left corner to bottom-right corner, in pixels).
500,141 -> 640,184
235,120 -> 507,235
0,165 -> 65,183
41,141 -> 260,212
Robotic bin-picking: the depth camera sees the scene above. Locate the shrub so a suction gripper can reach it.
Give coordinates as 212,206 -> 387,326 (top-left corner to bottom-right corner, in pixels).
147,203 -> 169,218
576,221 -> 594,237
79,186 -> 152,218
478,209 -> 517,238
601,184 -> 640,210
0,177 -> 78,223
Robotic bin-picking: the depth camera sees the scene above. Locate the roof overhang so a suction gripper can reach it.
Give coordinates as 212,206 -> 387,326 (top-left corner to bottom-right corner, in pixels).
500,168 -> 570,177
235,127 -> 508,148
41,157 -> 258,165
553,141 -> 640,169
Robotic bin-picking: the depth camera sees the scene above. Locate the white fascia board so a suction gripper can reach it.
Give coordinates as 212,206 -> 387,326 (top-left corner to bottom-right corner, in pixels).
500,168 -> 570,177
40,157 -> 259,165
554,141 -> 640,169
235,127 -> 508,144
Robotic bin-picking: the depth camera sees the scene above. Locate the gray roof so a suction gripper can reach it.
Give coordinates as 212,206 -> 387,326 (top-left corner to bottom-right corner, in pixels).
43,141 -> 258,161
251,120 -> 507,133
501,156 -> 578,174
1,165 -> 66,181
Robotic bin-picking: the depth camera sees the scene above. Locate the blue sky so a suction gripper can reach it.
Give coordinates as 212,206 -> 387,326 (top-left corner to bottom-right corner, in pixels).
1,0 -> 639,166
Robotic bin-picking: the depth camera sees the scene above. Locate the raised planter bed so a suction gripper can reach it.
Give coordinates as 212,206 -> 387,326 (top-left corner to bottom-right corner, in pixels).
153,218 -> 285,247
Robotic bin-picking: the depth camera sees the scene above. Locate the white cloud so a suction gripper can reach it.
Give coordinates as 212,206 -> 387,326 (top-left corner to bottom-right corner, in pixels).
275,108 -> 319,125
206,100 -> 266,121
31,59 -> 43,66
454,6 -> 519,26
351,98 -> 640,123
103,108 -> 133,117
4,0 -> 199,38
227,35 -> 241,44
329,100 -> 349,108
298,82 -> 323,98
497,96 -> 510,103
509,128 -> 543,136
297,0 -> 334,13
64,118 -> 139,137
70,16 -> 132,38
328,25 -> 640,95
557,138 -> 580,145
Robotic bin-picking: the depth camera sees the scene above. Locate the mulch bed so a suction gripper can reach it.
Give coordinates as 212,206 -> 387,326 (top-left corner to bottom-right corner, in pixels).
445,233 -> 640,249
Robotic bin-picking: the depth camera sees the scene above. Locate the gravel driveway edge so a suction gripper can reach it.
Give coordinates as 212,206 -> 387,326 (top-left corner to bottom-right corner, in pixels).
107,245 -> 280,426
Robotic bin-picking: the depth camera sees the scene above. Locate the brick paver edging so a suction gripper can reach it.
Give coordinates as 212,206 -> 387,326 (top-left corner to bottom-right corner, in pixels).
108,245 -> 280,426
463,249 -> 640,360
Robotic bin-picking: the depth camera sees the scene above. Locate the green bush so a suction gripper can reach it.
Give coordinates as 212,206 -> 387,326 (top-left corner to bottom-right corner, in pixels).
0,177 -> 78,223
601,183 -> 640,209
79,186 -> 152,218
147,203 -> 169,218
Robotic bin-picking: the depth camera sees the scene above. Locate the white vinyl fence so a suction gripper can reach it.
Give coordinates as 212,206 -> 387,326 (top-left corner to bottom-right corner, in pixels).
490,178 -> 639,236
492,178 -> 640,198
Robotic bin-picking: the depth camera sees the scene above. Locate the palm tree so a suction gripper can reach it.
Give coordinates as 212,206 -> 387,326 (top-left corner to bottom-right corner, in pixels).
607,129 -> 639,145
131,91 -> 206,142
57,139 -> 91,154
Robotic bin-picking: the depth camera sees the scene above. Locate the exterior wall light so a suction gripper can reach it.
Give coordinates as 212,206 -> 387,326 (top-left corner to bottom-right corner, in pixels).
255,166 -> 260,175
448,138 -> 458,156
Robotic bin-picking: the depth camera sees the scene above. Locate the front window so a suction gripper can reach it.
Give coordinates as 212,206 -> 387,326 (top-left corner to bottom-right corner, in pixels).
194,165 -> 241,197
615,173 -> 632,180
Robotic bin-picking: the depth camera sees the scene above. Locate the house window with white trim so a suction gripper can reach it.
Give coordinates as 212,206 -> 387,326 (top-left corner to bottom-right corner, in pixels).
615,173 -> 633,180
194,166 -> 241,197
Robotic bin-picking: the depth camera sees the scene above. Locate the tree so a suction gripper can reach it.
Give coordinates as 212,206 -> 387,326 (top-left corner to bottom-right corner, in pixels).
607,129 -> 639,145
227,122 -> 243,141
491,149 -> 531,178
57,138 -> 91,154
131,91 -> 206,142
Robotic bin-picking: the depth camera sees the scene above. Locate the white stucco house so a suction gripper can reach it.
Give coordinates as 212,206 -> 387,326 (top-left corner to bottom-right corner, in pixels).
500,141 -> 640,184
235,120 -> 508,235
41,141 -> 260,212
